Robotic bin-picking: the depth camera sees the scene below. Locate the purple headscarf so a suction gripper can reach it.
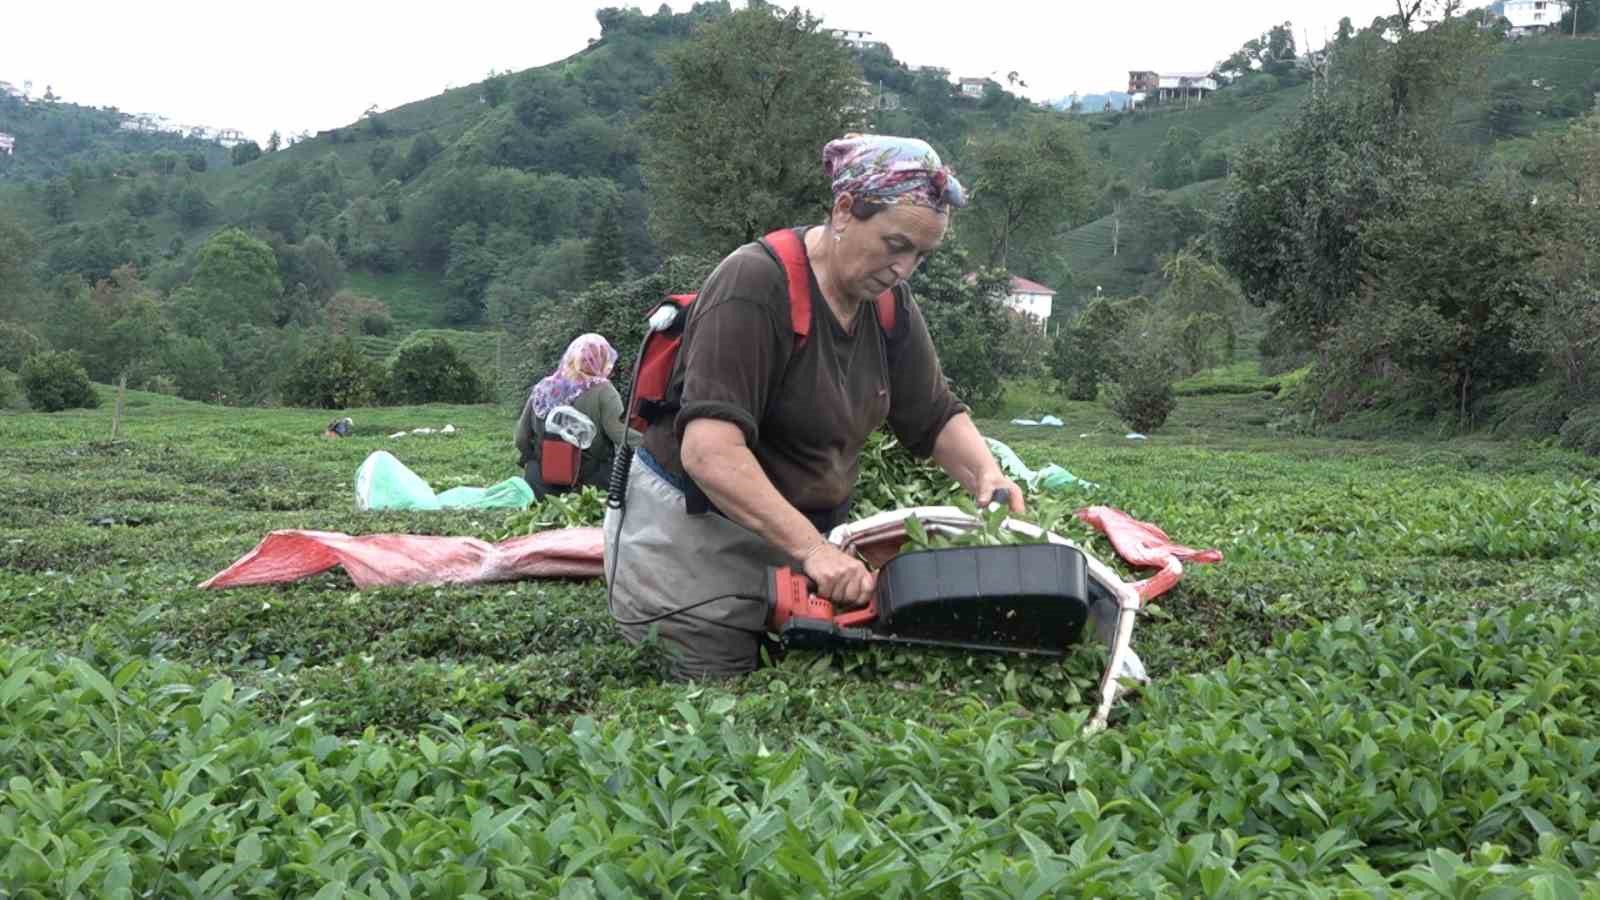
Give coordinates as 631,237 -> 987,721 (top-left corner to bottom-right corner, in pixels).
529,333 -> 618,419
822,134 -> 968,211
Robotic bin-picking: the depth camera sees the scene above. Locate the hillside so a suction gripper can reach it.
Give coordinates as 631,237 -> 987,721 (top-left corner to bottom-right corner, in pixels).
1052,34 -> 1600,307
0,91 -> 233,184
1,8 -> 1596,389
0,3 -> 1043,335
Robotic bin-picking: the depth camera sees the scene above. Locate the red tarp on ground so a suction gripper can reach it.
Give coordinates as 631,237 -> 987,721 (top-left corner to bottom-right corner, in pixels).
200,506 -> 1219,598
1074,505 -> 1223,602
198,528 -> 605,590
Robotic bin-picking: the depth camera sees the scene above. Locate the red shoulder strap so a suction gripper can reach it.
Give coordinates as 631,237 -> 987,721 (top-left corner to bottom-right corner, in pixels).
761,228 -> 899,344
759,229 -> 812,344
874,289 -> 897,334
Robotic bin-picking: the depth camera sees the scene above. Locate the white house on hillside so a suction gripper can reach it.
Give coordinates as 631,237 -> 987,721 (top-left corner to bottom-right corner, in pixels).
827,28 -> 888,52
1003,276 -> 1056,322
1127,70 -> 1218,109
1504,0 -> 1570,34
0,133 -> 14,155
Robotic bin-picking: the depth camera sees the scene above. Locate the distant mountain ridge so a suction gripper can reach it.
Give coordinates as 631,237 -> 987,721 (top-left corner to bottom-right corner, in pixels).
1050,91 -> 1132,113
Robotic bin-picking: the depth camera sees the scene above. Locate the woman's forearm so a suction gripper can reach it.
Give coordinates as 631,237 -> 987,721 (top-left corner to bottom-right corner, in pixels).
681,420 -> 825,559
930,413 -> 1001,494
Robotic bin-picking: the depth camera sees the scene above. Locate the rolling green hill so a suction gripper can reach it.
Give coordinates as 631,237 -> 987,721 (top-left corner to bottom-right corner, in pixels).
1059,179 -> 1226,302
1054,34 -> 1600,307
3,9 -> 1597,375
0,2 -> 1036,334
0,92 -> 232,184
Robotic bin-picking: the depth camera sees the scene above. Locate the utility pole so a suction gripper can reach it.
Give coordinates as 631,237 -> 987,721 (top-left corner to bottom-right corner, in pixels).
495,331 -> 504,407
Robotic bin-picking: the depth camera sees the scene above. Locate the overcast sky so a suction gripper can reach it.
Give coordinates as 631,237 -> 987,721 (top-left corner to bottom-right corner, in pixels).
3,0 -> 1402,144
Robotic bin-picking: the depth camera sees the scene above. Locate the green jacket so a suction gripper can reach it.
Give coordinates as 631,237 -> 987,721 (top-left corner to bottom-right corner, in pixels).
514,382 -> 638,489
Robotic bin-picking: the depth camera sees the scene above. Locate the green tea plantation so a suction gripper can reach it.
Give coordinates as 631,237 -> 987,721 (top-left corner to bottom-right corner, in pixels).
1,385 -> 1598,897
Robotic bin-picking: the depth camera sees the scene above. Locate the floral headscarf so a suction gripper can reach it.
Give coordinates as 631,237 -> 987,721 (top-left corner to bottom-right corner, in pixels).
529,333 -> 618,419
822,134 -> 968,212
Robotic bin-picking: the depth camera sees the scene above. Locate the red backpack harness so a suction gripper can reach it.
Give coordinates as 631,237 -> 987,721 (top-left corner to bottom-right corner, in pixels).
624,228 -> 899,434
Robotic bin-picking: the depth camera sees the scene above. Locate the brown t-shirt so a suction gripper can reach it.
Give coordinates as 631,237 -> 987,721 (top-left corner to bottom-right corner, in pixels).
642,227 -> 967,513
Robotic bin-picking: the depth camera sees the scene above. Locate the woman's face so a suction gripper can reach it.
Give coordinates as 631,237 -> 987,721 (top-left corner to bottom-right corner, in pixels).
830,197 -> 948,303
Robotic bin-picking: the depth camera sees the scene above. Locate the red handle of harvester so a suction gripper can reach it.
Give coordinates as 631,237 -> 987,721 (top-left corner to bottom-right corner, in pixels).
766,565 -> 879,632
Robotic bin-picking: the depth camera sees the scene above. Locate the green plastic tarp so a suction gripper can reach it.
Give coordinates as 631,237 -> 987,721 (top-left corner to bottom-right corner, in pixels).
985,437 -> 1098,492
354,450 -> 534,511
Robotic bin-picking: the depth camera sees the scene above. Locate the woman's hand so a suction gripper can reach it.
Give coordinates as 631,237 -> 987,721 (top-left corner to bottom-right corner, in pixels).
975,470 -> 1026,514
801,542 -> 876,609
931,414 -> 1027,516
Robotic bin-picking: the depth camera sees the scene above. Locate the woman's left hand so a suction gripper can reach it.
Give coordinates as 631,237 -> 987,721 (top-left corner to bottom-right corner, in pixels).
975,470 -> 1026,515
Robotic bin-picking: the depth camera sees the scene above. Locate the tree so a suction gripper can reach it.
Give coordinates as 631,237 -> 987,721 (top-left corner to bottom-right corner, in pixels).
186,151 -> 208,173
482,69 -> 510,107
1104,353 -> 1177,432
963,116 -> 1092,268
1218,4 -> 1492,360
1261,22 -> 1298,76
402,132 -> 441,181
1214,95 -> 1431,348
173,183 -> 215,228
443,224 -> 497,324
1559,0 -> 1598,35
19,351 -> 98,412
1335,3 -> 1492,126
1347,187 -> 1548,420
1158,251 -> 1242,375
520,254 -> 722,403
0,322 -> 45,372
150,150 -> 180,176
267,131 -> 282,153
641,5 -> 862,256
1218,43 -> 1259,81
583,196 -> 628,286
231,141 -> 262,166
369,143 -> 394,177
364,107 -> 390,139
1051,294 -> 1150,400
0,216 -> 39,320
909,236 -> 1012,413
1152,126 -> 1203,189
43,177 -> 74,223
1123,189 -> 1209,270
1535,111 -> 1600,206
120,179 -> 162,218
102,292 -> 170,394
281,337 -> 384,409
161,335 -> 228,402
275,234 -> 343,305
384,336 -> 487,404
187,228 -> 283,327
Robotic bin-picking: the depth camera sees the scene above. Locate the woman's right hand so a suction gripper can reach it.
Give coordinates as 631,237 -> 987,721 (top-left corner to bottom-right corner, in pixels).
801,543 -> 876,609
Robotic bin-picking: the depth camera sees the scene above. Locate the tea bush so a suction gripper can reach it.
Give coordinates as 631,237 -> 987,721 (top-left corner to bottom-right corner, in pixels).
0,321 -> 45,372
18,350 -> 99,412
1,394 -> 1597,894
383,336 -> 487,405
1104,355 -> 1177,433
281,337 -> 385,409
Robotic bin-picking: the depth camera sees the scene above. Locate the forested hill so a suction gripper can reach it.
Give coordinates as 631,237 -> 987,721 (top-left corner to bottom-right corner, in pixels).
0,2 -> 1049,331
2,3 -> 1598,446
4,4 -> 1598,331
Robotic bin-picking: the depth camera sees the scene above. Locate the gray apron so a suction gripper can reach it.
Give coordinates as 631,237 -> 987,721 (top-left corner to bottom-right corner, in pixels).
602,449 -> 791,678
